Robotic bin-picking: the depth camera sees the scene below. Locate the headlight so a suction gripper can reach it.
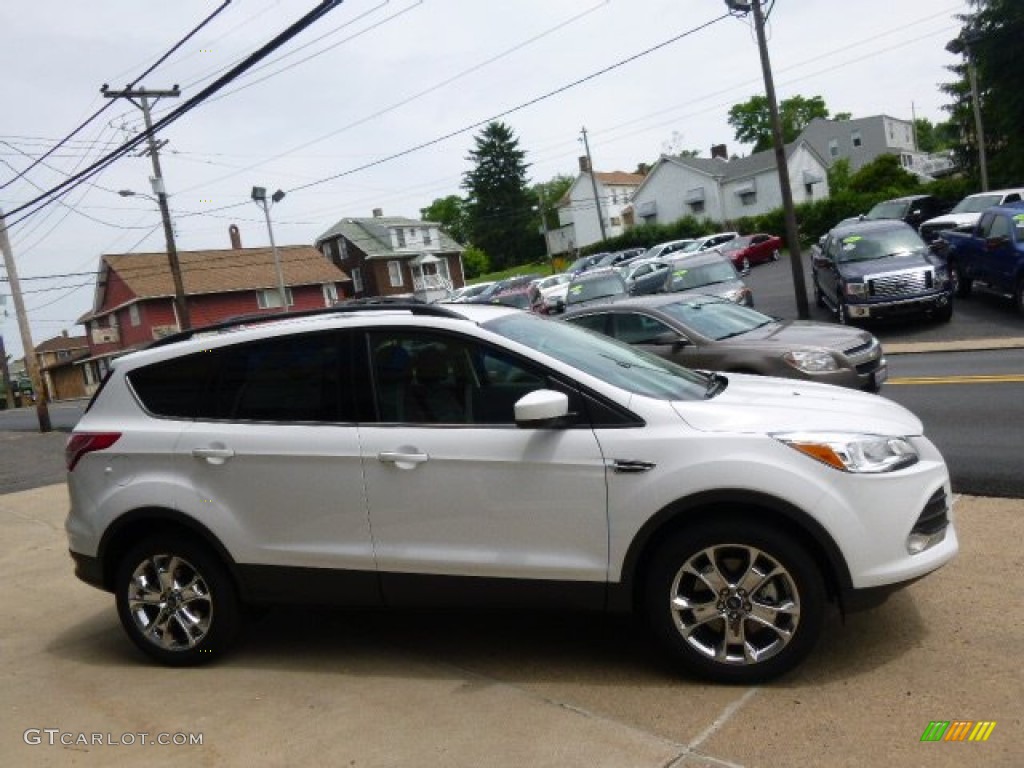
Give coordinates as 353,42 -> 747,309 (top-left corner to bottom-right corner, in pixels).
783,349 -> 839,373
844,282 -> 867,298
773,432 -> 919,473
723,288 -> 752,305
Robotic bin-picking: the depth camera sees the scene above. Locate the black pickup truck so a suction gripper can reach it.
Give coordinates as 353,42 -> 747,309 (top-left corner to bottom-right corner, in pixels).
938,203 -> 1024,314
811,220 -> 953,324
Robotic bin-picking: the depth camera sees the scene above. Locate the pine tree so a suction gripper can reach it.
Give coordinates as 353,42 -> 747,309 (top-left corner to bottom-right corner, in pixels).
461,122 -> 539,270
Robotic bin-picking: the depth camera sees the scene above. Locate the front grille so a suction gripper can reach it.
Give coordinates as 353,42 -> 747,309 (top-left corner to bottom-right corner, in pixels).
868,269 -> 932,299
912,488 -> 950,537
854,358 -> 882,374
844,339 -> 876,357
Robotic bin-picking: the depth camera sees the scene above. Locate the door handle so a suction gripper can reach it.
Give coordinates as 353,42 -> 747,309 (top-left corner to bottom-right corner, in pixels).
191,447 -> 235,465
378,451 -> 429,470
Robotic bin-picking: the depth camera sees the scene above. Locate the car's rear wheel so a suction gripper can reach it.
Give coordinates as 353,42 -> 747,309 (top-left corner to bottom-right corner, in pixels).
771,249 -> 781,262
115,536 -> 241,666
644,519 -> 826,683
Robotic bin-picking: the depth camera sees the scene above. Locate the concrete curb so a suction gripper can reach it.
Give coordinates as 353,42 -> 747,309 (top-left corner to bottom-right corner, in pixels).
884,336 -> 1024,355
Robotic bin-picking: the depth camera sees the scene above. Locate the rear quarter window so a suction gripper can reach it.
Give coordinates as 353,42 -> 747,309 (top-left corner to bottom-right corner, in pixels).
128,350 -> 217,418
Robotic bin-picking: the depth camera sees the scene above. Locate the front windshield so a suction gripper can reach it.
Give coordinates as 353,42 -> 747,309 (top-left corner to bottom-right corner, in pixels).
484,312 -> 708,400
718,237 -> 751,252
680,240 -> 703,253
665,261 -> 737,291
659,298 -> 773,340
866,201 -> 909,219
835,227 -> 926,262
951,194 -> 1001,214
567,274 -> 626,304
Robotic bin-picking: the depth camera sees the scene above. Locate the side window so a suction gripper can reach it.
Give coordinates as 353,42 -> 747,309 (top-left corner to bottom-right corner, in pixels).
129,352 -> 219,418
563,313 -> 609,335
988,214 -> 1011,240
978,213 -> 996,238
611,313 -> 673,344
1003,193 -> 1021,204
201,332 -> 352,423
368,331 -> 561,426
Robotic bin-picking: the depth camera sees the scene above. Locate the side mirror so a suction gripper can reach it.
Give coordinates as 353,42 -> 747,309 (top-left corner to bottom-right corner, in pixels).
514,389 -> 569,428
652,331 -> 687,348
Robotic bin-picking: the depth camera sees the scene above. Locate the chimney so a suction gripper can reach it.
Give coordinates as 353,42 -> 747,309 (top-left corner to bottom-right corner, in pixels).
636,162 -> 650,176
578,156 -> 591,174
229,224 -> 242,249
711,143 -> 728,161
372,208 -> 383,218
61,329 -> 69,338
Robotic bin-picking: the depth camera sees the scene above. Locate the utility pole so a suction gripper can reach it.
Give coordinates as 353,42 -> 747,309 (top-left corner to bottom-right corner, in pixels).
0,334 -> 15,410
102,85 -> 192,329
251,187 -> 289,313
0,208 -> 51,431
537,187 -> 554,272
726,0 -> 809,319
580,127 -> 608,244
946,32 -> 988,191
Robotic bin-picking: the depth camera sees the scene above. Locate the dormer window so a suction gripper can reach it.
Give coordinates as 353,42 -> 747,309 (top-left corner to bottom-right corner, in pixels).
396,228 -> 407,248
423,228 -> 432,246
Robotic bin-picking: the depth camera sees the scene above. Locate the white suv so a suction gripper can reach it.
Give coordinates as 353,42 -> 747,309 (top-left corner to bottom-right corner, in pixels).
66,302 -> 957,682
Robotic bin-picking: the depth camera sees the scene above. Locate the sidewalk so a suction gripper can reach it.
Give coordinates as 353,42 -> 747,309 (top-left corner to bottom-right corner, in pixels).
1,483 -> 1020,767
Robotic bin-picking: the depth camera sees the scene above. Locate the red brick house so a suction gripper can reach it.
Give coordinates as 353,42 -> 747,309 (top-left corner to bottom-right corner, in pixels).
35,332 -> 90,401
316,209 -> 465,302
76,240 -> 350,393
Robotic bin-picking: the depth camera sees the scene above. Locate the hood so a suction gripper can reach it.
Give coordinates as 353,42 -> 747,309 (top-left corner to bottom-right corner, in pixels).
838,250 -> 941,280
672,374 -> 922,436
724,320 -> 873,351
922,212 -> 981,229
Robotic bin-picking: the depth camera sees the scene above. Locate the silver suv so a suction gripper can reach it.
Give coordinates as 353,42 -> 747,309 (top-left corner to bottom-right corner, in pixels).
66,302 -> 957,681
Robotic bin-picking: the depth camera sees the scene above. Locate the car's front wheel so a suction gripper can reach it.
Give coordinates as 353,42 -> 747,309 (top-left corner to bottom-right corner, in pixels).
644,519 -> 826,683
115,536 -> 241,666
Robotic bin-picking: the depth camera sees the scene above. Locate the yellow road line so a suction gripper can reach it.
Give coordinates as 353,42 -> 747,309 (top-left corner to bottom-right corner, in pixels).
888,374 -> 1024,385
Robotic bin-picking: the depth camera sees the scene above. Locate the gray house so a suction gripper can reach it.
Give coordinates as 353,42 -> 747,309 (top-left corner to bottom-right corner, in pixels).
799,115 -> 955,178
628,142 -> 829,227
317,209 -> 465,303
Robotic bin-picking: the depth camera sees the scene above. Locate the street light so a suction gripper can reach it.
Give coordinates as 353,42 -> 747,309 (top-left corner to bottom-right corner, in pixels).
251,186 -> 289,313
119,184 -> 191,329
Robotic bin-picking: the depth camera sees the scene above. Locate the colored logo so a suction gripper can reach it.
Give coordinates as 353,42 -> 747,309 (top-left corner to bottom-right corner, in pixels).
920,721 -> 996,742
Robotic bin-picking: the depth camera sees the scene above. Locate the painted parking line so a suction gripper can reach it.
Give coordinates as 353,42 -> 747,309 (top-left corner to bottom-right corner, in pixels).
887,374 -> 1024,385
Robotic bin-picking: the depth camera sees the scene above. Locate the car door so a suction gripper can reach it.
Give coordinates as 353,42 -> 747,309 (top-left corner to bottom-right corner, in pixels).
174,331 -> 378,600
357,328 -> 610,606
815,236 -> 842,308
980,212 -> 1016,292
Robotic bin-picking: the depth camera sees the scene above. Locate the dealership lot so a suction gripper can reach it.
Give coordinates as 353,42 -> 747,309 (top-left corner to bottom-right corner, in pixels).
1,483 -> 1020,767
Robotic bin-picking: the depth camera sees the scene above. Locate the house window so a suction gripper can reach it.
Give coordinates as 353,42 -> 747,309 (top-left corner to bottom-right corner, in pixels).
828,139 -> 839,158
352,267 -> 364,293
256,287 -> 294,309
129,304 -> 141,327
689,201 -> 705,214
396,229 -> 406,248
610,217 -> 622,226
852,131 -> 862,148
805,184 -> 814,197
322,283 -> 339,306
323,241 -> 335,260
436,258 -> 451,283
423,228 -> 433,246
740,192 -> 757,207
339,239 -> 348,260
83,363 -> 97,387
388,260 -> 404,288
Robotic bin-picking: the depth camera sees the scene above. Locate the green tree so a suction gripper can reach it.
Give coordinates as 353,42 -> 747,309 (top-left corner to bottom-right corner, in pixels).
833,111 -> 853,122
848,154 -> 919,195
420,195 -> 468,245
913,117 -> 957,153
727,94 -> 830,152
827,158 -> 852,195
462,121 -> 539,270
460,246 -> 490,280
532,174 -> 573,234
942,0 -> 1024,186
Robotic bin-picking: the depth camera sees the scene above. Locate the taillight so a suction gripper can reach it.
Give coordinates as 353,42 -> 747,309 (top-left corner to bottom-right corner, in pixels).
66,432 -> 121,472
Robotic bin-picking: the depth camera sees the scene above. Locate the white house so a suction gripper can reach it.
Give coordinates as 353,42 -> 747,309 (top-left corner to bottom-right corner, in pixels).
551,158 -> 645,253
628,142 -> 830,226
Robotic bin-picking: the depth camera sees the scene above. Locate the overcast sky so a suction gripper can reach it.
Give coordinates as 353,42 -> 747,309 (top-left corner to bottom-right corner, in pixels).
0,0 -> 970,358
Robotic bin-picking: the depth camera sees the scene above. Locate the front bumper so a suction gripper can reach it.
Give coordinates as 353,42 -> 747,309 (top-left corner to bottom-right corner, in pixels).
846,291 -> 951,320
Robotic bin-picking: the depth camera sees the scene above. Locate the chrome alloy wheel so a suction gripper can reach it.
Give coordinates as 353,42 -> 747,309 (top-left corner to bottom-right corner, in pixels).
127,554 -> 213,651
668,544 -> 800,666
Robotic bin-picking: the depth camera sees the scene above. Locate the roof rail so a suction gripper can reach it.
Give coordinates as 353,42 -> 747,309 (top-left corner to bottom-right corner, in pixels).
145,298 -> 465,349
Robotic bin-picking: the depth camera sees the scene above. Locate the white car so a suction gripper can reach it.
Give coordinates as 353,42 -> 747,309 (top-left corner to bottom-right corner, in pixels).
918,188 -> 1024,242
679,231 -> 740,254
532,273 -> 571,312
66,302 -> 957,682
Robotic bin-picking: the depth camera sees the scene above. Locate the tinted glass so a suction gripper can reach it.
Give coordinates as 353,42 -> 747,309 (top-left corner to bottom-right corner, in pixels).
611,313 -> 673,344
659,298 -> 774,340
834,226 -> 926,262
202,332 -> 350,422
129,351 -> 216,418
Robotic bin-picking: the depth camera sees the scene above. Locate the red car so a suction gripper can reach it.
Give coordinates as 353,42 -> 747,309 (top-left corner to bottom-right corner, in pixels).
719,233 -> 783,270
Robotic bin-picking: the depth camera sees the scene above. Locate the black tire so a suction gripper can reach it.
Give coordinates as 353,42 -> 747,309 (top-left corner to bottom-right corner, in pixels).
643,519 -> 826,684
115,535 -> 241,666
953,264 -> 973,298
771,249 -> 781,262
935,301 -> 953,323
1015,280 -> 1024,316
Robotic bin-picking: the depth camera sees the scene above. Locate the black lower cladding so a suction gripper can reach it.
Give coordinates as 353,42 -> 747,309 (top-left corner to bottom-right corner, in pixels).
235,564 -> 608,611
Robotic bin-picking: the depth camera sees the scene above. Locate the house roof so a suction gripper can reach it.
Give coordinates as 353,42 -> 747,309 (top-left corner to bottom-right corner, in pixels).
80,246 -> 349,322
594,171 -> 646,186
316,216 -> 464,259
35,334 -> 89,354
